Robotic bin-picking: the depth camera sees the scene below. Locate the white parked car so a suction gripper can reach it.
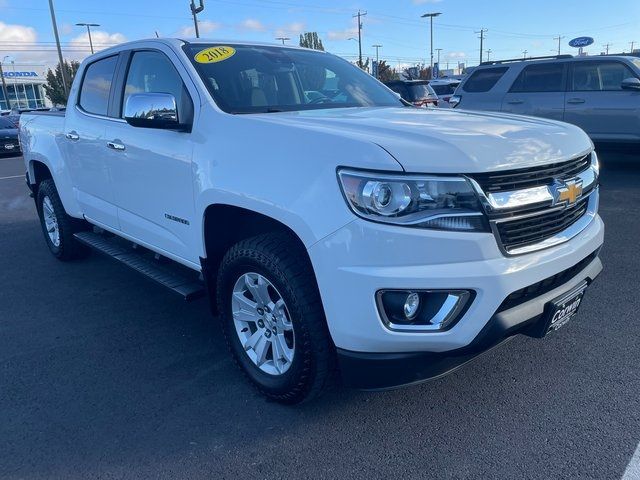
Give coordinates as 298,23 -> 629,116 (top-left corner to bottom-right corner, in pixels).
20,39 -> 604,403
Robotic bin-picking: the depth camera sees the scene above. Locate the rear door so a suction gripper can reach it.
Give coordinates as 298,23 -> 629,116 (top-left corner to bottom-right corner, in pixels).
64,54 -> 120,228
564,60 -> 640,142
501,62 -> 567,120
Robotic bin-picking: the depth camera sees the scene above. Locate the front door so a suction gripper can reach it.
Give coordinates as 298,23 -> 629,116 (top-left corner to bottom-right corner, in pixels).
564,60 -> 640,142
106,49 -> 197,264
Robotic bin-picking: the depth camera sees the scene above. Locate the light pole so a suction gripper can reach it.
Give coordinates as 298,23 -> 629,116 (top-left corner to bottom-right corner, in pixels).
372,44 -> 382,78
275,37 -> 290,45
190,0 -> 205,38
486,49 -> 492,61
48,0 -> 68,99
76,23 -> 100,54
421,12 -> 441,79
522,49 -> 528,59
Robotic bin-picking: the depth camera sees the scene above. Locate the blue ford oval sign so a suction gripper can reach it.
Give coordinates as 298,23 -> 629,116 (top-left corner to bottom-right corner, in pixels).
569,37 -> 594,48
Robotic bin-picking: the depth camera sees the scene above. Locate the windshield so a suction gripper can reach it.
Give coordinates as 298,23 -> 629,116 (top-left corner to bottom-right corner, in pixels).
184,44 -> 403,114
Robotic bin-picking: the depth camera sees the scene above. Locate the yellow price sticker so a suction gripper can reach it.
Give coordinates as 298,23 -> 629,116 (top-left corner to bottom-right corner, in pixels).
194,46 -> 236,64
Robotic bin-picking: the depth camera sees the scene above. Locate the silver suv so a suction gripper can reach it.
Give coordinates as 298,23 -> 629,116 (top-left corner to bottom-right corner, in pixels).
451,55 -> 640,143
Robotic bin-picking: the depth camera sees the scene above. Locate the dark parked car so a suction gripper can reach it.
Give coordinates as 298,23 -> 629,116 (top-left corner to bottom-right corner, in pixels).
384,80 -> 439,107
0,116 -> 20,156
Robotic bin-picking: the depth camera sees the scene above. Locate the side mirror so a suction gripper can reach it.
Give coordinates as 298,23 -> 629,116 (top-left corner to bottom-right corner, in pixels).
621,77 -> 640,91
124,93 -> 188,131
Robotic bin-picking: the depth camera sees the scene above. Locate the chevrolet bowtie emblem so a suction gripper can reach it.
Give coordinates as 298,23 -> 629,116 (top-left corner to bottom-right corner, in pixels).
551,178 -> 583,206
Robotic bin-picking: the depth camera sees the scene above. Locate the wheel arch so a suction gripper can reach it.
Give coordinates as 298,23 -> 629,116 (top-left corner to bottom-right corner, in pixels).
201,204 -> 317,315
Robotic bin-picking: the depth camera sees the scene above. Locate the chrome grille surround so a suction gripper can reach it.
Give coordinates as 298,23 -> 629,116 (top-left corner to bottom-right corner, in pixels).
466,152 -> 599,256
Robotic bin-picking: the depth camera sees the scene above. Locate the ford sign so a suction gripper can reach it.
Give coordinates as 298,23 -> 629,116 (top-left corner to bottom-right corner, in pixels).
569,37 -> 594,48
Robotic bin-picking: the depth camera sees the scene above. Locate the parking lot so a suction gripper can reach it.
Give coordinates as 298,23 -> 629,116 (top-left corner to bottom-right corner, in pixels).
0,150 -> 638,479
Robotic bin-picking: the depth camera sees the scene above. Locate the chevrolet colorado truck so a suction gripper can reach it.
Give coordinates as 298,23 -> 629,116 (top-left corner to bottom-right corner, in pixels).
20,39 -> 604,403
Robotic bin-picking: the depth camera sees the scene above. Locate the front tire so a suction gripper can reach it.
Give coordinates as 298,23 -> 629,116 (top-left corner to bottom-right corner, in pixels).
216,233 -> 335,404
36,179 -> 89,261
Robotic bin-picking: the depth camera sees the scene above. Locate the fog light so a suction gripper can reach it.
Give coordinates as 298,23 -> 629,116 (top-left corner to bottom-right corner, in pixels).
377,289 -> 474,332
403,292 -> 420,320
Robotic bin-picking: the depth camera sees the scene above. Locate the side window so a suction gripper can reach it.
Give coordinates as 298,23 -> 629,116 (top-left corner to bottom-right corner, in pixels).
79,56 -> 118,116
510,63 -> 565,92
462,67 -> 508,93
571,61 -> 637,91
122,51 -> 192,122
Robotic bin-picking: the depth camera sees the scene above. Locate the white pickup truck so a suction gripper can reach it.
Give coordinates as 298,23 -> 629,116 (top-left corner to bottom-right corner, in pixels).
21,39 -> 604,403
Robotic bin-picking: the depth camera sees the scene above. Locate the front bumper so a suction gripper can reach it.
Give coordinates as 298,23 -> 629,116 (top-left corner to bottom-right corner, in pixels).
308,212 -> 604,354
337,252 -> 602,390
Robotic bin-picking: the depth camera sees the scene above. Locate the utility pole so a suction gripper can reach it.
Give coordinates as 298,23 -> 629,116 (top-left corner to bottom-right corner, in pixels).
630,41 -> 636,53
553,35 -> 565,55
76,23 -> 100,54
0,61 -> 9,110
353,10 -> 367,69
275,37 -> 290,45
603,43 -> 611,55
486,49 -> 492,61
475,28 -> 487,64
190,0 -> 205,38
522,49 -> 528,59
48,0 -> 68,99
422,12 -> 441,79
372,44 -> 382,78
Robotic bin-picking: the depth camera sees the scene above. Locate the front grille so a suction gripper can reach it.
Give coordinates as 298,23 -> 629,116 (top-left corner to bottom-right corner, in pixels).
470,154 -> 591,193
497,249 -> 599,312
496,197 -> 589,252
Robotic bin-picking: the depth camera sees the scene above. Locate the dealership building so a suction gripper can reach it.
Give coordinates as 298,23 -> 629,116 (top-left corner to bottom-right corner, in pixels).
0,63 -> 50,110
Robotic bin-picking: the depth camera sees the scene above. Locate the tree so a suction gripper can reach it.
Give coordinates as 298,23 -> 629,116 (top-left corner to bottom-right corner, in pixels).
376,60 -> 399,83
299,32 -> 325,51
43,60 -> 80,106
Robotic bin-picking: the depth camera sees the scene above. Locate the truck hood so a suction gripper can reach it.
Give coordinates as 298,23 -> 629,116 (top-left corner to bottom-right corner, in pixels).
252,107 -> 592,173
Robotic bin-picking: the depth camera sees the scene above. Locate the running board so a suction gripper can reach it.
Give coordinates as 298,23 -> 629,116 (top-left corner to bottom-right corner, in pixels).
73,231 -> 205,301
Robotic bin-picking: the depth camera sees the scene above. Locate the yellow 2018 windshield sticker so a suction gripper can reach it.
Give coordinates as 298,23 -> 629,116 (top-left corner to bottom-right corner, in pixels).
194,46 -> 236,63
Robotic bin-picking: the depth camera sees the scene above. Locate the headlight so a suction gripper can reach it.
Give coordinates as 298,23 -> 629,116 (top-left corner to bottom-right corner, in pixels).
337,169 -> 488,232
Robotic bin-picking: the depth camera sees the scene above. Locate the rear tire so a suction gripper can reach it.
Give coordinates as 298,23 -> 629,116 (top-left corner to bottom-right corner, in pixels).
216,232 -> 335,404
36,179 -> 89,261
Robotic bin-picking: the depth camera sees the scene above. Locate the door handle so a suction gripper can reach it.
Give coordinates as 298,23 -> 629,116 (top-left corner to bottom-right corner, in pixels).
507,100 -> 524,105
107,141 -> 126,151
65,132 -> 79,141
567,98 -> 585,104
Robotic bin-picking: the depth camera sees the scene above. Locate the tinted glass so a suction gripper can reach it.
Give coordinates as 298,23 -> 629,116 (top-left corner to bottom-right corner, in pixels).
462,67 -> 508,92
510,63 -> 565,92
430,83 -> 458,95
184,44 -> 402,113
79,56 -> 118,116
405,84 -> 434,101
0,117 -> 15,129
571,61 -> 637,91
123,50 -> 189,118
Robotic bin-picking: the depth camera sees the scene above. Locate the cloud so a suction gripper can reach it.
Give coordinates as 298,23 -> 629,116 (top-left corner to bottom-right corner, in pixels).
446,51 -> 466,58
176,20 -> 221,37
327,27 -> 358,41
275,22 -> 305,38
412,0 -> 442,4
0,21 -> 49,64
67,30 -> 127,59
61,23 -> 73,35
240,18 -> 266,32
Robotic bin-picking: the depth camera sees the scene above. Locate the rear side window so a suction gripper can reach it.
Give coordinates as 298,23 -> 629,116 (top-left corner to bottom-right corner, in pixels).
462,67 -> 508,92
79,56 -> 118,116
510,63 -> 565,92
571,61 -> 637,91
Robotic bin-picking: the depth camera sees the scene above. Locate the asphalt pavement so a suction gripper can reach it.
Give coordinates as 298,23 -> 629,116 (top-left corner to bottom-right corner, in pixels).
1,151 -> 639,480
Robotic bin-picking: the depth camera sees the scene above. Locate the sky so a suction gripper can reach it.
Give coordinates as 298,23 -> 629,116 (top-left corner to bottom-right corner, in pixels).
0,0 -> 638,70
